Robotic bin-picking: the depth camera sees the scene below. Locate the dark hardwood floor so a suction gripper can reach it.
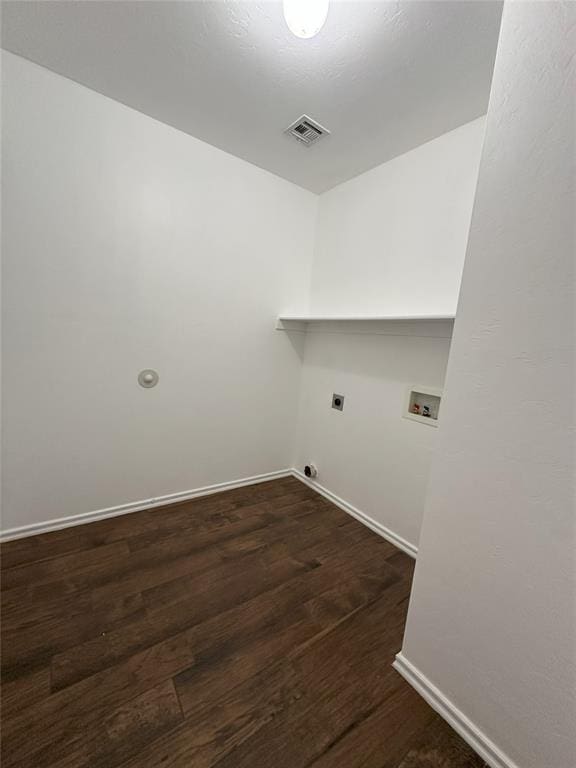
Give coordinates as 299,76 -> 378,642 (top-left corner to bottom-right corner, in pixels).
1,476 -> 486,768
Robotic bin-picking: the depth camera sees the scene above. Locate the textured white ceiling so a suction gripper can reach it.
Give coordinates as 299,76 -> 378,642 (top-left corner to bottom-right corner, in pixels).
1,0 -> 502,193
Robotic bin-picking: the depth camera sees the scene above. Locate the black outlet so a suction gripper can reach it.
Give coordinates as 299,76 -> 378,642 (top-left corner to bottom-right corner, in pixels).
332,393 -> 345,411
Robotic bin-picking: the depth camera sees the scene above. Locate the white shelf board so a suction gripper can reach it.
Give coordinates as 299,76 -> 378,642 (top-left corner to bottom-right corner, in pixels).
277,314 -> 455,323
275,314 -> 455,334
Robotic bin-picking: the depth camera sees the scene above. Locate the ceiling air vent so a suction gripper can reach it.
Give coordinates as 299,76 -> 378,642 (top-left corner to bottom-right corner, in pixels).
285,115 -> 330,147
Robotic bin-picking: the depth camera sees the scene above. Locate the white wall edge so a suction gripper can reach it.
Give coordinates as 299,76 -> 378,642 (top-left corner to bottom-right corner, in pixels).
0,469 -> 293,542
290,469 -> 418,558
393,652 -> 520,768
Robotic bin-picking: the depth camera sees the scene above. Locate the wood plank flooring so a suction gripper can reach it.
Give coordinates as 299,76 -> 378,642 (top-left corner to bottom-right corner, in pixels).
1,476 -> 487,768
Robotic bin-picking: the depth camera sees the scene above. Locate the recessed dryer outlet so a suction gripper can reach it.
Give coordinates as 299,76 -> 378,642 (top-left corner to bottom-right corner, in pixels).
332,394 -> 345,411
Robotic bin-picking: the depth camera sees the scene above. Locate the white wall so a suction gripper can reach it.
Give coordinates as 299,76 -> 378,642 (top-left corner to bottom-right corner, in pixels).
309,118 -> 485,317
294,324 -> 452,551
294,120 -> 485,550
1,52 -> 486,550
1,52 -> 316,532
400,3 -> 575,767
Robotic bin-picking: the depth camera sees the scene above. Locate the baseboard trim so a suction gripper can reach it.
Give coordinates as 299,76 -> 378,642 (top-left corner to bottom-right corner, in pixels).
1,467 -> 419,557
291,470 -> 418,558
0,469 -> 293,542
393,653 -> 519,768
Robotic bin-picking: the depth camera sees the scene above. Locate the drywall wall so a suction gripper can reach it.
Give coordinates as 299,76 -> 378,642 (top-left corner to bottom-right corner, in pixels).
294,324 -> 452,552
309,117 -> 486,317
1,51 -> 485,545
399,3 -> 575,767
294,120 -> 485,550
1,51 -> 315,532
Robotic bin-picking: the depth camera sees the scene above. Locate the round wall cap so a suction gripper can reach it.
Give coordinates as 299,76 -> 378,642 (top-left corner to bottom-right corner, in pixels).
138,369 -> 159,388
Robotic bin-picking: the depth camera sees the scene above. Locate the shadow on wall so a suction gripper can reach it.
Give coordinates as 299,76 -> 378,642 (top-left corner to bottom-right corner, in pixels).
296,329 -> 453,384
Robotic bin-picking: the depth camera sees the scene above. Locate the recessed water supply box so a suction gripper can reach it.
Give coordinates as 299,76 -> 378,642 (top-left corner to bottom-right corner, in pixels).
403,385 -> 443,427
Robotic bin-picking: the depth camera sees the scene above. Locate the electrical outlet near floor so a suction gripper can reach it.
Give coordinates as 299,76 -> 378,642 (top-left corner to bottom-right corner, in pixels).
332,393 -> 345,411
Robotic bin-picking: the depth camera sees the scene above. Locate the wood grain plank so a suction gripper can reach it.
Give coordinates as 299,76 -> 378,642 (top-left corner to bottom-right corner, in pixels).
386,550 -> 417,581
1,546 -> 136,613
2,679 -> 183,768
121,585 -> 409,768
0,667 -> 51,720
1,528 -> 97,571
50,529 -> 394,691
1,541 -> 131,592
395,716 -> 488,768
1,592 -> 145,682
1,586 -> 93,629
306,682 -> 436,768
0,478 -> 485,768
207,594 -> 409,768
173,565 -> 403,716
89,500 -> 329,607
4,538 -> 395,762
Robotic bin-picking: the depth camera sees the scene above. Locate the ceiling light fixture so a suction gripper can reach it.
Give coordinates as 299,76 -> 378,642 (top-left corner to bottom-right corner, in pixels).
283,0 -> 329,39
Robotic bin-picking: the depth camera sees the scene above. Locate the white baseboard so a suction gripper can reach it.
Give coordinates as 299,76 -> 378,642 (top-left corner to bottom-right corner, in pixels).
1,468 -> 419,562
0,469 -> 293,542
291,469 -> 418,558
393,653 -> 519,768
